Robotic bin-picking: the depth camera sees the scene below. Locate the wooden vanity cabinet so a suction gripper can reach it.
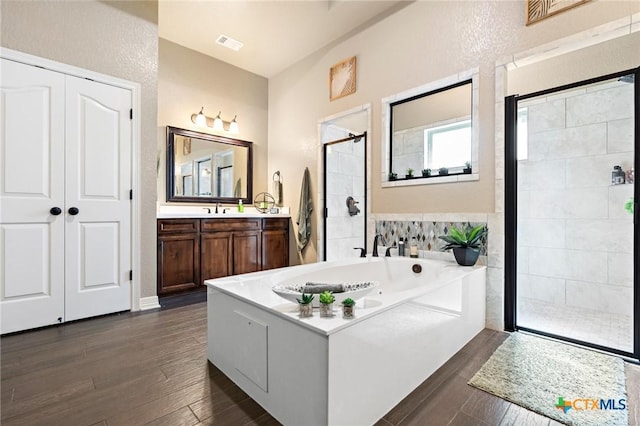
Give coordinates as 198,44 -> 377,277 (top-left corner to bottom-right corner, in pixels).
157,219 -> 201,296
201,219 -> 262,278
158,217 -> 289,296
261,218 -> 289,271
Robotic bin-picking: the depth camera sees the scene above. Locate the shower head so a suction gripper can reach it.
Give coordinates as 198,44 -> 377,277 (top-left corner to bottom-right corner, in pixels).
618,74 -> 635,83
348,132 -> 362,143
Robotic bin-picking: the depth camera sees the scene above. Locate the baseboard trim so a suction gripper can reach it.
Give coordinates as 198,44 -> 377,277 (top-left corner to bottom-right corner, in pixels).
139,296 -> 161,311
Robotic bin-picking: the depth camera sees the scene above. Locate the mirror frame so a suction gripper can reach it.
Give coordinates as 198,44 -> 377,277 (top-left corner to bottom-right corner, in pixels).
166,126 -> 253,204
381,67 -> 479,187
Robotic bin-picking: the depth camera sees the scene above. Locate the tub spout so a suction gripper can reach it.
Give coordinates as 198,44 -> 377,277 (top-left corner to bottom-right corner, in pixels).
373,234 -> 386,257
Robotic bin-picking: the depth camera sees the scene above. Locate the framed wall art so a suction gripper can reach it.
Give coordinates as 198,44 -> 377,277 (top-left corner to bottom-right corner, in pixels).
526,0 -> 590,25
329,56 -> 356,101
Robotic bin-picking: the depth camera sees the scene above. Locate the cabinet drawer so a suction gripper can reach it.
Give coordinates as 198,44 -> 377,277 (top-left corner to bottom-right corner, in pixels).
157,219 -> 199,234
201,219 -> 261,232
262,218 -> 289,230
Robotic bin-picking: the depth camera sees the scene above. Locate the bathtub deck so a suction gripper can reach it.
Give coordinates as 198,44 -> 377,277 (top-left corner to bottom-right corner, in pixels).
206,258 -> 487,425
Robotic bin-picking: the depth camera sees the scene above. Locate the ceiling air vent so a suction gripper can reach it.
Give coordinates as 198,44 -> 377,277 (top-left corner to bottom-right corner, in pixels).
216,34 -> 244,51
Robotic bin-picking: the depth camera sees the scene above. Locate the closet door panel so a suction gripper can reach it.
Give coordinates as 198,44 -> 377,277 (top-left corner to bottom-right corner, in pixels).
0,59 -> 65,333
64,76 -> 132,321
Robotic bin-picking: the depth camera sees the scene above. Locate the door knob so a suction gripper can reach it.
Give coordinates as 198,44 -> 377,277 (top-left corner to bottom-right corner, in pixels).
50,207 -> 62,216
68,207 -> 80,215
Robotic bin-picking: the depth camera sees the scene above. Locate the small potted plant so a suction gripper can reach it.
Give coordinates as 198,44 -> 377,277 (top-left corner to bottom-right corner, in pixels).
388,172 -> 397,181
318,291 -> 335,317
342,298 -> 356,319
463,161 -> 472,174
422,168 -> 431,177
438,167 -> 449,176
405,168 -> 414,179
438,224 -> 487,266
296,293 -> 314,318
625,197 -> 634,215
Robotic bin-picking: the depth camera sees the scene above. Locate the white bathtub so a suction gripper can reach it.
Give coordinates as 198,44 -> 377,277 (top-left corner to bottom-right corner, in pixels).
206,257 -> 486,425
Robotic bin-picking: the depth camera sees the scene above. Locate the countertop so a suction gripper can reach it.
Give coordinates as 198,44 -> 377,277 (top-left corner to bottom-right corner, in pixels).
157,212 -> 291,219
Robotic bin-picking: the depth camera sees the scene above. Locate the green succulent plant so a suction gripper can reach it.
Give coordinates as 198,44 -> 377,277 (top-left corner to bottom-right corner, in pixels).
625,197 -> 634,215
319,291 -> 335,304
296,293 -> 314,305
438,224 -> 487,251
406,168 -> 414,176
342,298 -> 356,307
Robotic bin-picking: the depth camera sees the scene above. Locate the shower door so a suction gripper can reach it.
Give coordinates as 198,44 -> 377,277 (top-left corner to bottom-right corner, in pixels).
323,132 -> 367,262
505,68 -> 639,360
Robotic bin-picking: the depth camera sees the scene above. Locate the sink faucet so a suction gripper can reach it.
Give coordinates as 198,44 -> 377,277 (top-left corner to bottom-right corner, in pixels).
203,207 -> 211,214
215,202 -> 220,214
222,208 -> 231,214
372,234 -> 386,257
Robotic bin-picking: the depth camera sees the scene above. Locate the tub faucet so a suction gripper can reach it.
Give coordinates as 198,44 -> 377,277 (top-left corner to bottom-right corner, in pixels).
372,234 -> 386,257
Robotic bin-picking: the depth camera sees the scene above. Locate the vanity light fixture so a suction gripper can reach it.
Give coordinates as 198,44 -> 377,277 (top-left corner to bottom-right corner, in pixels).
190,108 -> 240,133
212,111 -> 224,131
194,107 -> 206,127
229,116 -> 239,134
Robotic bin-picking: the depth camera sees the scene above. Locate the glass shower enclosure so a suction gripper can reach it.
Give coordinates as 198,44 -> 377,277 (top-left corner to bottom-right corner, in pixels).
505,68 -> 639,360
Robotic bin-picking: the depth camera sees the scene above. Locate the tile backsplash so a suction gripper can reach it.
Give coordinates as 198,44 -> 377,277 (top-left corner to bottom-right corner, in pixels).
374,219 -> 488,256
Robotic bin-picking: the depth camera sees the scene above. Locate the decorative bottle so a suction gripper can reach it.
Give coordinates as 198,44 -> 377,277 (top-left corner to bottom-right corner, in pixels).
398,238 -> 405,257
611,166 -> 625,185
410,237 -> 418,258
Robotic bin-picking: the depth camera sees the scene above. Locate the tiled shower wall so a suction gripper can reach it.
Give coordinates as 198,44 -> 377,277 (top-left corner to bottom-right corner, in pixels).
325,132 -> 365,261
517,81 -> 634,315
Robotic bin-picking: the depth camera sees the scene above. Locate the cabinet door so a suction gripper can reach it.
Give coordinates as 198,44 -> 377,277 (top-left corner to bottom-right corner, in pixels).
201,232 -> 233,282
0,59 -> 66,333
233,231 -> 261,275
262,229 -> 289,270
64,75 -> 132,320
157,234 -> 200,295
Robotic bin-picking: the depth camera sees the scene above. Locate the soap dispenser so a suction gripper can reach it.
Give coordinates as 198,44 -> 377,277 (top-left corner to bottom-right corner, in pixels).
238,199 -> 244,213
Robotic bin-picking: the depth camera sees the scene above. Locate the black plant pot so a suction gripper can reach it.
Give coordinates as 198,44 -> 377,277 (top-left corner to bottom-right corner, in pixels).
405,174 -> 413,179
422,171 -> 431,177
463,167 -> 472,174
452,247 -> 480,266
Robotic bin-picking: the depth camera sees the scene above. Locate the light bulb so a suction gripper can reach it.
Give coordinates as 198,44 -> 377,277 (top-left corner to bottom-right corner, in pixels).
229,116 -> 239,133
213,111 -> 223,131
194,107 -> 206,126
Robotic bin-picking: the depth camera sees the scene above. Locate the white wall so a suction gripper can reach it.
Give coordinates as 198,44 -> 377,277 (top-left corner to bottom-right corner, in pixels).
268,0 -> 639,265
158,38 -> 269,206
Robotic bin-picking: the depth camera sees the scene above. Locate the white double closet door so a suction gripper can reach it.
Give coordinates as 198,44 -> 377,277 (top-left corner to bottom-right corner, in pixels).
1,58 -> 132,334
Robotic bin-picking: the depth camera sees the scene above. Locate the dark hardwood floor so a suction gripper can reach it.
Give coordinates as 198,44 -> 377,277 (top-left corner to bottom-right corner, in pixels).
2,302 -> 638,425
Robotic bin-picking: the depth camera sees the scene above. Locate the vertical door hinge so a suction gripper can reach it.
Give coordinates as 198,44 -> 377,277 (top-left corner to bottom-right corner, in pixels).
129,270 -> 133,281
129,108 -> 133,120
129,189 -> 133,200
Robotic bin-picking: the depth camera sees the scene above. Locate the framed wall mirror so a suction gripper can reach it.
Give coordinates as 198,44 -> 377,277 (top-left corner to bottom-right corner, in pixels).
166,126 -> 253,204
382,68 -> 479,186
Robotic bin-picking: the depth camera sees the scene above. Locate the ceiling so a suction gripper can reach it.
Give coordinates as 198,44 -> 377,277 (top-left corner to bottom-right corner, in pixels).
158,1 -> 410,78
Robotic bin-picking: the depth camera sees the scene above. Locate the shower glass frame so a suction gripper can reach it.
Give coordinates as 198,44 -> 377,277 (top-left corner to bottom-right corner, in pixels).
504,67 -> 640,361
